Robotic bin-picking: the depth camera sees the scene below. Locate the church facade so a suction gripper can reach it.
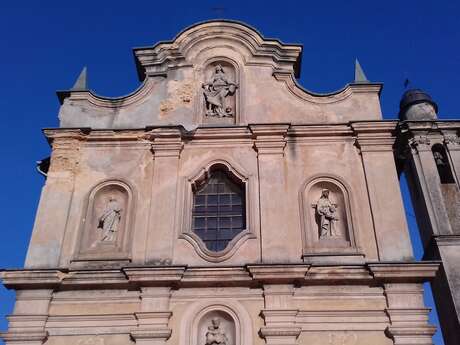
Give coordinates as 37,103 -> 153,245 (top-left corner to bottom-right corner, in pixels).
0,20 -> 449,345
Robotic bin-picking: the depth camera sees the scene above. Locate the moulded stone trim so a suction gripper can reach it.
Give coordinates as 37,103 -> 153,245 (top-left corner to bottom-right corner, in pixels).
247,265 -> 310,282
179,299 -> 253,345
305,265 -> 372,282
72,178 -> 137,263
295,310 -> 389,331
0,330 -> 48,343
46,314 -> 137,336
273,71 -> 382,104
57,76 -> 158,108
123,267 -> 186,284
133,20 -> 302,80
177,157 -> 258,263
299,174 -> 362,259
0,270 -> 62,289
368,262 -> 440,283
1,263 -> 441,290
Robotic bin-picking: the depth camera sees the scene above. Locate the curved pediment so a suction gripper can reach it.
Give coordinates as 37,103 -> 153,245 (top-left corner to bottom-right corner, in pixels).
133,20 -> 302,81
57,20 -> 382,129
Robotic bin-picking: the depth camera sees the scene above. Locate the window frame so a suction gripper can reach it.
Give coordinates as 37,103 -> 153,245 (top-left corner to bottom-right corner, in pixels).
191,168 -> 247,252
178,159 -> 257,262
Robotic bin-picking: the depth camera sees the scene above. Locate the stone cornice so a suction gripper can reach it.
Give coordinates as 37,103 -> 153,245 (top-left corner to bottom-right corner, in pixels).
1,262 -> 439,290
273,71 -> 382,104
396,120 -> 460,152
250,124 -> 290,156
352,121 -> 398,152
0,330 -> 48,342
368,262 -> 440,283
147,127 -> 184,158
41,123 -> 395,145
56,77 -> 157,107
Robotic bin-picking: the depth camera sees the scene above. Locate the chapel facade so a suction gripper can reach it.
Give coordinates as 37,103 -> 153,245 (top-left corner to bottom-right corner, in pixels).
0,20 -> 450,345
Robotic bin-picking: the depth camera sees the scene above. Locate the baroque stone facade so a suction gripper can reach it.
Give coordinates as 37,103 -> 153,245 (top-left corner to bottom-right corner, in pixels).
1,20 -> 441,345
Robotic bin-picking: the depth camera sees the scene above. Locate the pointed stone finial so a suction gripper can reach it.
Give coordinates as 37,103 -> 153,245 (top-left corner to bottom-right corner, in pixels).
71,66 -> 88,90
354,59 -> 369,83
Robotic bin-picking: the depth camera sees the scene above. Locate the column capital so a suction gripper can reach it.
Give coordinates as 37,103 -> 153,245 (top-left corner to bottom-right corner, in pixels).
147,128 -> 184,158
250,124 -> 289,156
351,121 -> 397,152
444,133 -> 460,151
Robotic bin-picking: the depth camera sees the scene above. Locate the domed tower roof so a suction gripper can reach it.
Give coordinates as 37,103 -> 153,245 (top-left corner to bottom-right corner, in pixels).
399,89 -> 438,120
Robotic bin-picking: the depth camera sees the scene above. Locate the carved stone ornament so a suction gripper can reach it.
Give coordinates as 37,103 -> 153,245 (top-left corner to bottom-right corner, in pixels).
314,189 -> 339,239
205,318 -> 229,345
409,135 -> 431,148
444,134 -> 460,146
202,65 -> 238,118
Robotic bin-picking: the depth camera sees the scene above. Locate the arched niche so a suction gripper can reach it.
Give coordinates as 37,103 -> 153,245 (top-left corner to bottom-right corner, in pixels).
432,143 -> 456,184
300,176 -> 359,256
198,311 -> 236,345
198,57 -> 240,125
74,180 -> 134,262
179,300 -> 252,345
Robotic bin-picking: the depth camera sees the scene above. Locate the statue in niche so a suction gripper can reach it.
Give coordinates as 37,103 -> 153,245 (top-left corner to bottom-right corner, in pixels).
205,318 -> 229,345
97,197 -> 122,242
434,151 -> 446,166
202,65 -> 238,118
315,189 -> 339,239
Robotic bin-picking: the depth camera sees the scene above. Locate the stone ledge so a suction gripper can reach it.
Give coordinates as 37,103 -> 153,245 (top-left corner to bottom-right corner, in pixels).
0,330 -> 48,342
130,328 -> 172,340
368,262 -> 440,283
259,326 -> 302,338
247,264 -> 310,282
1,262 -> 440,289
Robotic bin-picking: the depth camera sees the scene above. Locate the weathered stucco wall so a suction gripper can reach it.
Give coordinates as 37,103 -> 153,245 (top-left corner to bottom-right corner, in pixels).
1,20 -> 440,345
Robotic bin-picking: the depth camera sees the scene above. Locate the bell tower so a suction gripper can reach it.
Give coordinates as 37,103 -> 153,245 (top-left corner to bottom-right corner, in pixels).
396,89 -> 460,345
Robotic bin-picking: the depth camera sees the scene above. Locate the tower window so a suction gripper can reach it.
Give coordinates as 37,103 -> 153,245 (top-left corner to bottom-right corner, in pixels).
432,144 -> 455,184
192,167 -> 246,252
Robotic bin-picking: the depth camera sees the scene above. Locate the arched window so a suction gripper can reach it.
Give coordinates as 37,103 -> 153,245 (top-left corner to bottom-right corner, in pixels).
191,167 -> 246,252
432,144 -> 455,184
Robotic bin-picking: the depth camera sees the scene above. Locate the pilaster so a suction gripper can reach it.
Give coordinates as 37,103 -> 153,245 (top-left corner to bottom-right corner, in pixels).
131,287 -> 173,345
352,122 -> 413,261
145,128 -> 183,264
1,289 -> 52,345
25,129 -> 85,268
383,284 -> 436,345
250,124 -> 294,262
260,284 -> 301,345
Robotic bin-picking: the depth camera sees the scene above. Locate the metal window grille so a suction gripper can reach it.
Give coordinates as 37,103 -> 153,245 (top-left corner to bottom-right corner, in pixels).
192,169 -> 246,252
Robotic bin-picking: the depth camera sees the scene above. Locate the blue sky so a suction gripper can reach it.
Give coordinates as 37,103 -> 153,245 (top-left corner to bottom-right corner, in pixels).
1,1 -> 459,344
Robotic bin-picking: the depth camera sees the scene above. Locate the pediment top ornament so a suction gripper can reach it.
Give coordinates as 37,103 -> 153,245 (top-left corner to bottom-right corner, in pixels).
133,20 -> 302,81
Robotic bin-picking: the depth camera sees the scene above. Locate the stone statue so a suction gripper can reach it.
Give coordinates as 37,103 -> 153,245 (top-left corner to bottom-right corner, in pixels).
97,197 -> 122,242
205,318 -> 228,345
202,65 -> 238,117
434,151 -> 446,166
315,189 -> 339,239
